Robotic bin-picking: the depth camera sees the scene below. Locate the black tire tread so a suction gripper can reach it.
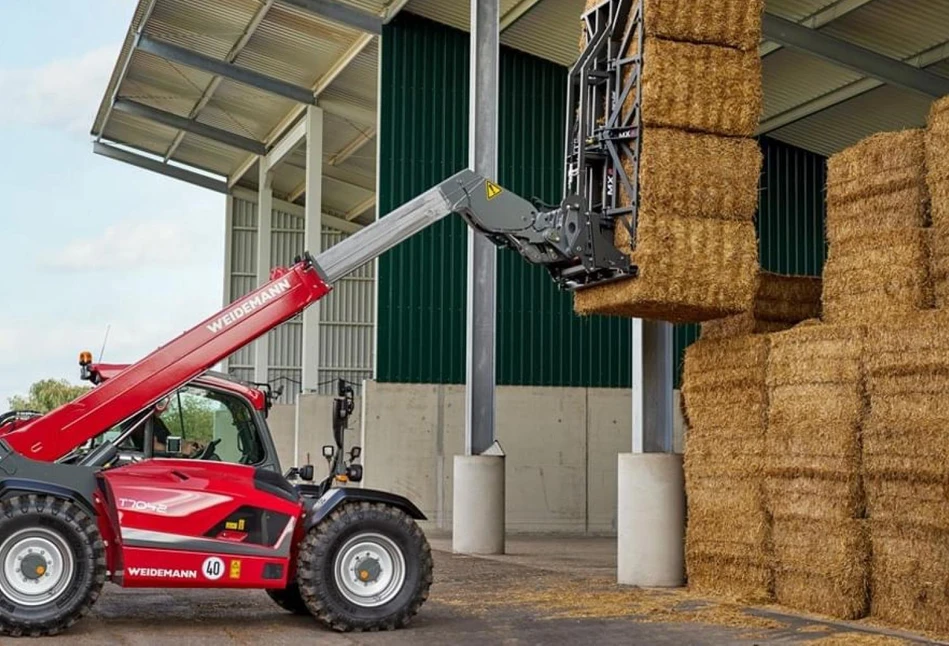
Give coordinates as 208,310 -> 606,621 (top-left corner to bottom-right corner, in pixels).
296,502 -> 432,632
0,494 -> 106,637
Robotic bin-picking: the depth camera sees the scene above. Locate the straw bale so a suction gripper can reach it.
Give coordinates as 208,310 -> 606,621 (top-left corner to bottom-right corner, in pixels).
826,185 -> 930,244
640,38 -> 762,137
926,96 -> 949,228
686,554 -> 772,603
865,477 -> 949,531
701,273 -> 822,340
862,310 -> 949,486
573,215 -> 758,321
583,0 -> 764,51
870,521 -> 949,634
766,473 -> 863,522
701,313 -> 790,341
766,322 -> 863,387
630,128 -> 762,221
772,517 -> 869,619
767,383 -> 862,475
686,477 -> 769,558
641,0 -> 764,51
821,229 -> 933,326
826,130 -> 927,207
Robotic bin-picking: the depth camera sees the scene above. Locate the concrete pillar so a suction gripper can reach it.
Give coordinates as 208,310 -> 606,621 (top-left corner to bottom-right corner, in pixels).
618,318 -> 684,586
617,453 -> 685,586
452,454 -> 505,554
301,105 -> 324,393
254,163 -> 273,383
454,0 -> 504,555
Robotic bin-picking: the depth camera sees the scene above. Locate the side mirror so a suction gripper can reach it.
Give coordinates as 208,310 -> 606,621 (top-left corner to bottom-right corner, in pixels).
349,446 -> 361,460
346,464 -> 363,483
166,436 -> 182,454
322,445 -> 335,459
298,464 -> 315,482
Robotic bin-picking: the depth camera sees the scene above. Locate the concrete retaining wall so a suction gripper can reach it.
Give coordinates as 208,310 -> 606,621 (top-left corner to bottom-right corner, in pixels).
273,382 -> 686,535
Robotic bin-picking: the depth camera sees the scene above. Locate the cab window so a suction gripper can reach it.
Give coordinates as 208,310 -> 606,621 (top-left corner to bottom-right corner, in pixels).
157,385 -> 265,465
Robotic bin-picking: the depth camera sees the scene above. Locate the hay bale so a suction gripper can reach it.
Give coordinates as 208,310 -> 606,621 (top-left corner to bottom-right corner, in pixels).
860,310 -> 949,633
574,215 -> 758,321
927,98 -> 949,305
702,272 -> 822,340
583,0 -> 764,51
871,521 -> 949,634
630,128 -> 762,221
640,38 -> 761,137
826,129 -> 928,210
821,229 -> 933,326
926,96 -> 949,228
682,334 -> 771,602
765,322 -> 869,619
826,185 -> 930,244
772,517 -> 869,620
643,0 -> 764,51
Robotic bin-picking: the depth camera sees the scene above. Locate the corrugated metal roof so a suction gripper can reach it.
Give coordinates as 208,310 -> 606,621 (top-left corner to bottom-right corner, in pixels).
769,83 -> 933,155
762,48 -> 864,119
94,0 -> 949,209
92,0 -> 389,227
501,0 -> 584,67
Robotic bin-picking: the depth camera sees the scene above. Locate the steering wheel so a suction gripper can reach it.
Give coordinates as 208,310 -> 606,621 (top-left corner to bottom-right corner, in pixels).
195,438 -> 222,461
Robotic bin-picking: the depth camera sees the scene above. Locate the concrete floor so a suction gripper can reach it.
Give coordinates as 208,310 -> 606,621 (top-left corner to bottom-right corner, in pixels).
24,537 -> 946,646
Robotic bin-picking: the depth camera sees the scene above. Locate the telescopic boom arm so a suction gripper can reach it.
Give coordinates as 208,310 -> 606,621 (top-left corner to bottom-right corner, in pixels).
3,168 -> 630,462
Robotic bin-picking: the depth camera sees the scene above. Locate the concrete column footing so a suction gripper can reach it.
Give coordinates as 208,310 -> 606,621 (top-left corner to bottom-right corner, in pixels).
452,455 -> 505,554
617,452 -> 685,587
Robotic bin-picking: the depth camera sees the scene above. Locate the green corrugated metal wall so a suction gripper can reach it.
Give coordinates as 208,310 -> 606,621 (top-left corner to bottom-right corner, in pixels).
378,12 -> 828,388
377,12 -> 631,387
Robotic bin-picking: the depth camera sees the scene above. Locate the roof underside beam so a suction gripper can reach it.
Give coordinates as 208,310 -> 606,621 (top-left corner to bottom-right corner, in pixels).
759,38 -> 949,134
279,0 -> 382,34
762,13 -> 949,98
113,99 -> 266,155
499,0 -> 544,30
137,35 -> 316,104
759,0 -> 878,57
93,142 -> 227,193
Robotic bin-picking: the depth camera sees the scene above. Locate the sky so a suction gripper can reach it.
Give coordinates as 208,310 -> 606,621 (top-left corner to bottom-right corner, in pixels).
0,1 -> 226,406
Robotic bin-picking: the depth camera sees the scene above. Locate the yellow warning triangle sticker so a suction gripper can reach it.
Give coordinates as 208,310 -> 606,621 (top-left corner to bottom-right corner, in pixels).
485,180 -> 503,200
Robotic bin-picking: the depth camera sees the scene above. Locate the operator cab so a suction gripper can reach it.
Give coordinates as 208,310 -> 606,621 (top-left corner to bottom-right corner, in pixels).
65,358 -> 283,473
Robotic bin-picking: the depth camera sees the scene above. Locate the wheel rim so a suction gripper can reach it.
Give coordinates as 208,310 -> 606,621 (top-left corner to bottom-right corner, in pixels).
333,532 -> 405,608
0,527 -> 75,607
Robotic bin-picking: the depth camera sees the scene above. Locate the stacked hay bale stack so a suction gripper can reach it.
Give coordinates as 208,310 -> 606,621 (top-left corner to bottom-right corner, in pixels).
574,0 -> 764,322
764,322 -> 868,619
864,312 -> 949,633
856,97 -> 949,634
681,272 -> 821,602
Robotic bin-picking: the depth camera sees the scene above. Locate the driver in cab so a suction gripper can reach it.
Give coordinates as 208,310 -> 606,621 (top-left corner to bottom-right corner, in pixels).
129,397 -> 206,458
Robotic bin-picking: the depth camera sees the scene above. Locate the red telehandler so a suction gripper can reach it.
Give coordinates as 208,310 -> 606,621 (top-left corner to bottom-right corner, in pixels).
0,0 -> 640,635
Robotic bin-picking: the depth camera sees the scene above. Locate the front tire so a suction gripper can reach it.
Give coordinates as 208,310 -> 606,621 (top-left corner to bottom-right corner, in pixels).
297,502 -> 432,632
0,495 -> 106,637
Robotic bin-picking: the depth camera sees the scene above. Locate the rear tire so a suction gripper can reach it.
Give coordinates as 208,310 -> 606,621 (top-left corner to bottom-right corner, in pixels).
266,582 -> 309,615
0,494 -> 106,637
296,502 -> 432,632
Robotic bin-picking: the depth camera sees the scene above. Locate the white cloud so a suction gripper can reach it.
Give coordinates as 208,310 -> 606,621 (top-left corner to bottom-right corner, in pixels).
0,44 -> 119,133
45,216 -> 219,272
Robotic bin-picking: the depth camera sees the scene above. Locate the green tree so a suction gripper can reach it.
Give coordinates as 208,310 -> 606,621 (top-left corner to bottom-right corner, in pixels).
7,379 -> 91,413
